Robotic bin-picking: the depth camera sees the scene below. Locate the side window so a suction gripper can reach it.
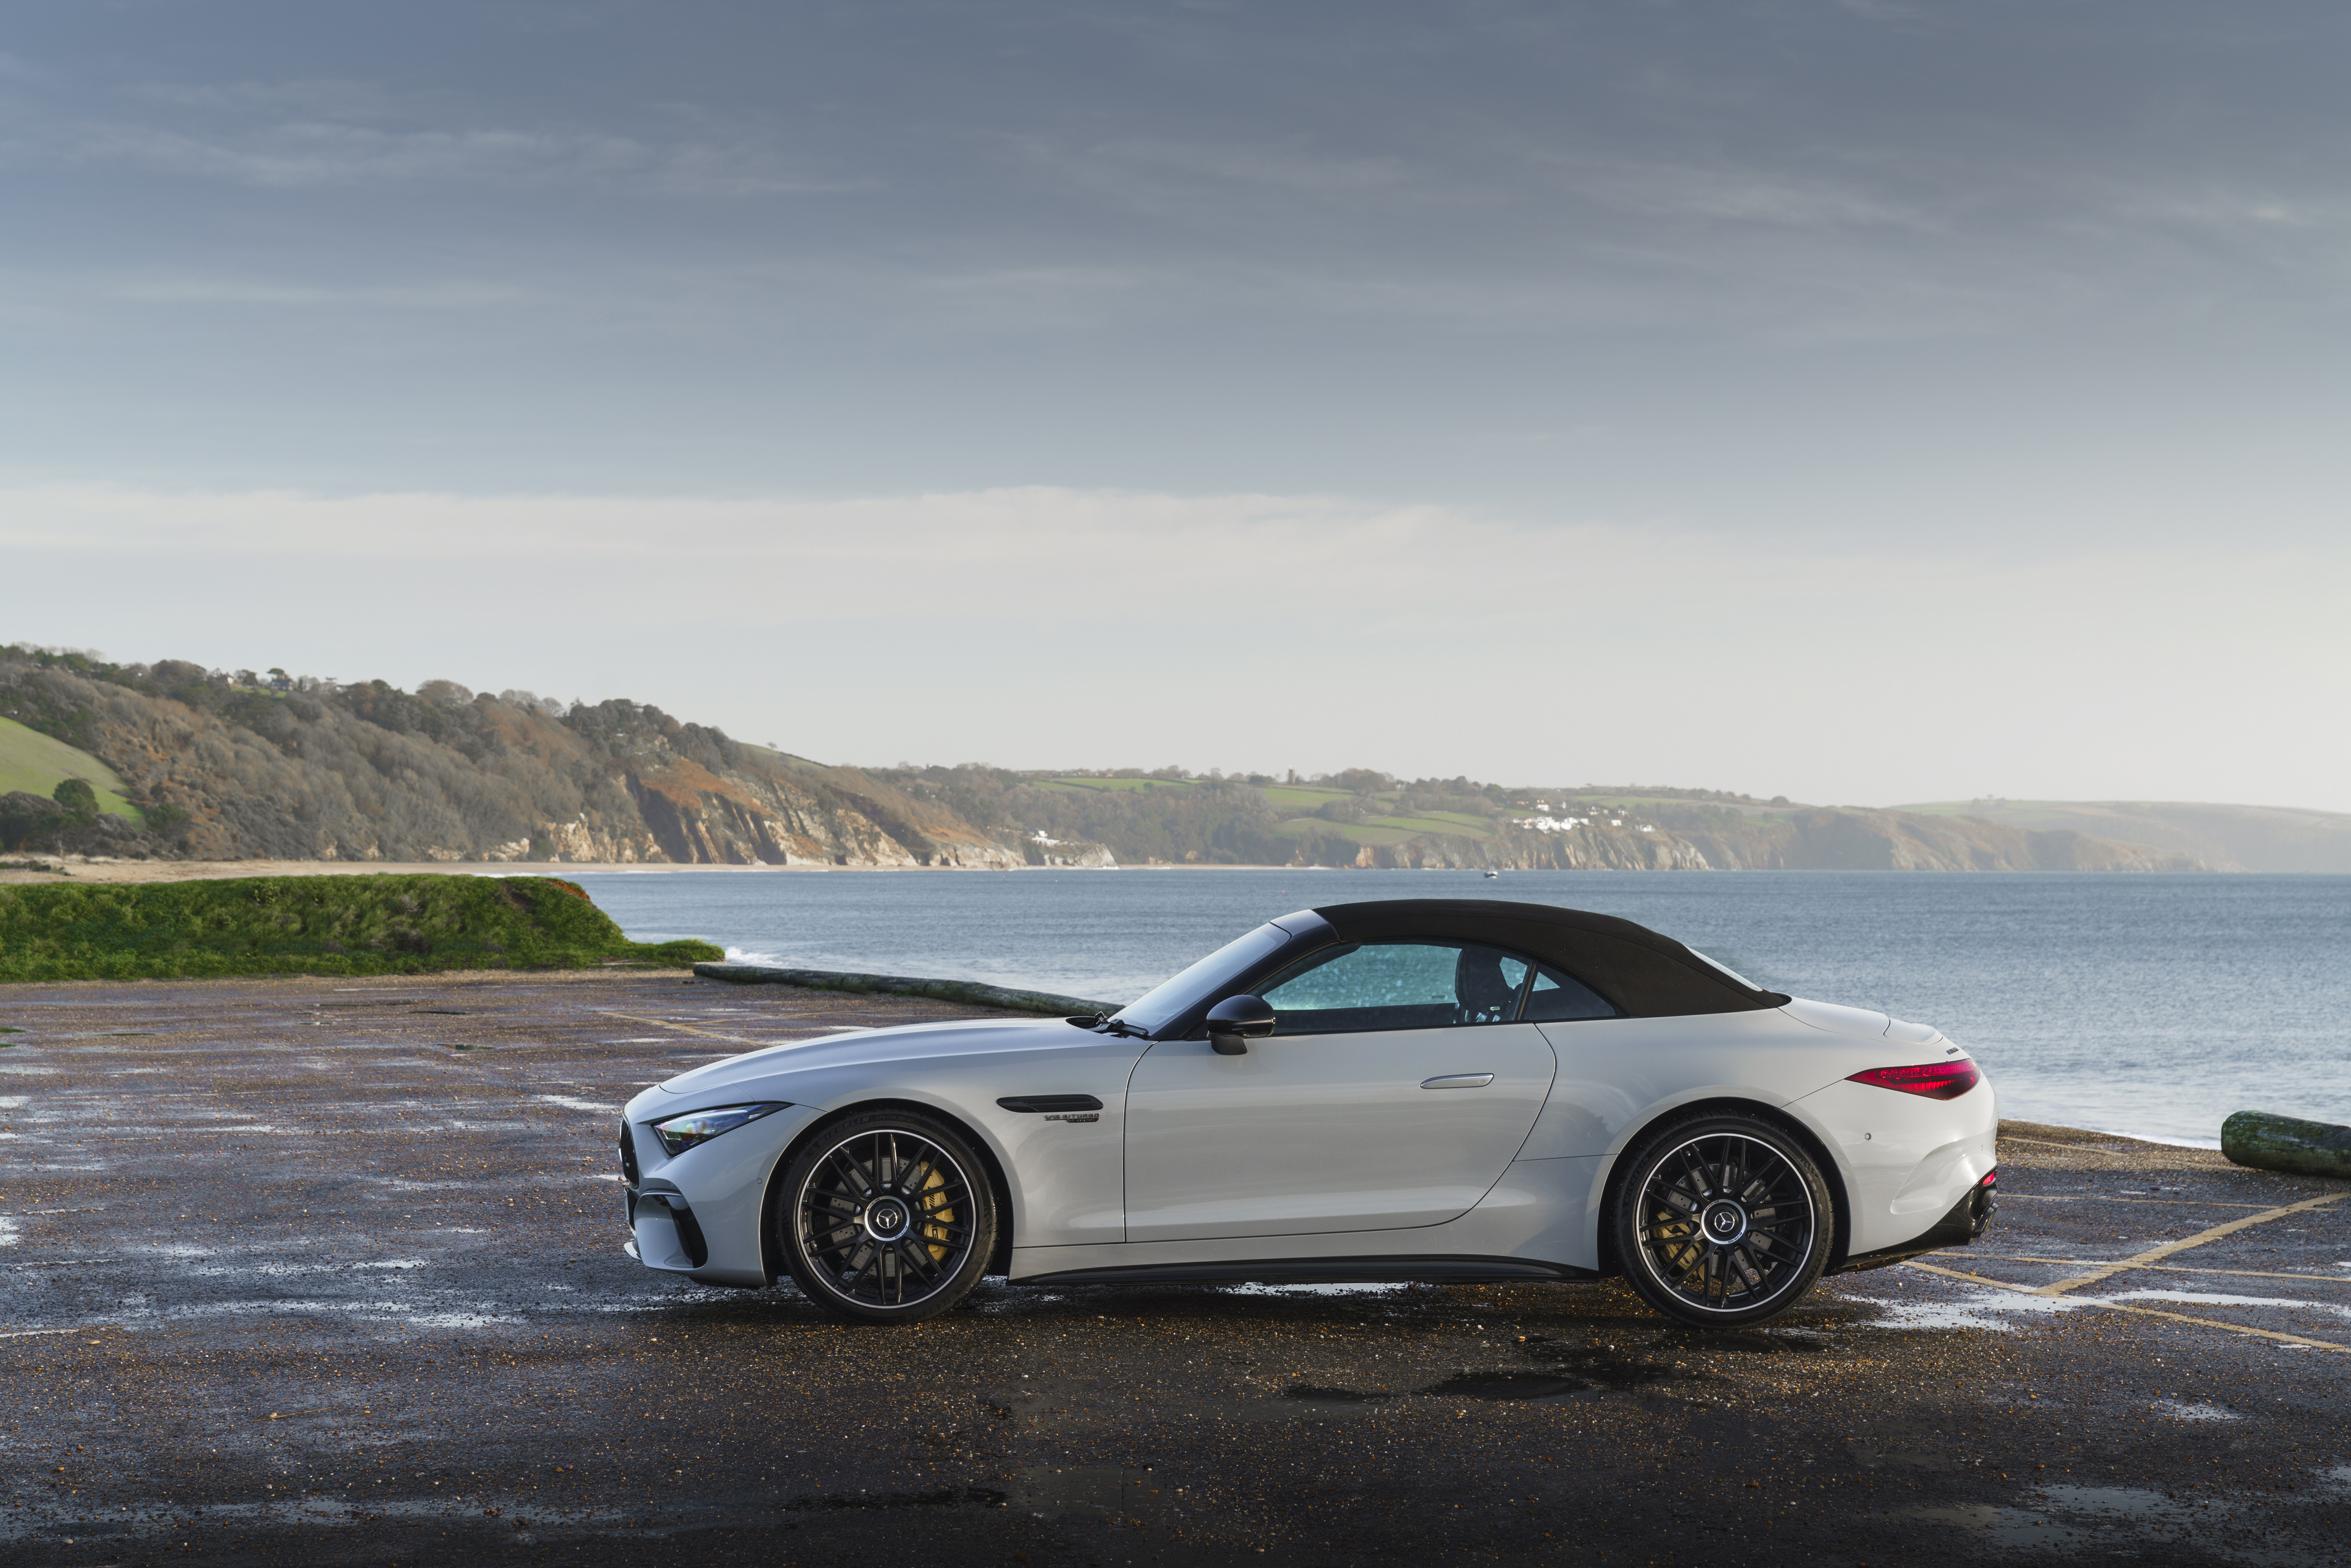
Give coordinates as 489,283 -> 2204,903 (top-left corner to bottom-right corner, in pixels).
1523,963 -> 1619,1022
1255,942 -> 1532,1035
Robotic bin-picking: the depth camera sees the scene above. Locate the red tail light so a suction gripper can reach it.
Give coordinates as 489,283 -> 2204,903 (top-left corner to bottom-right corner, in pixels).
1848,1060 -> 1980,1099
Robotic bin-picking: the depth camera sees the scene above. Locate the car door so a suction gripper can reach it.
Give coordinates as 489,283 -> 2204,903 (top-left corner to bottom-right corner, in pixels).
1123,940 -> 1557,1243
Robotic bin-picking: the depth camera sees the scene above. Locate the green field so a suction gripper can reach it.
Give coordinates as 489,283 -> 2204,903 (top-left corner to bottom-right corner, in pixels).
1269,818 -> 1427,848
0,717 -> 141,822
1260,785 -> 1353,809
1038,777 -> 1202,794
1360,814 -> 1496,839
1417,810 -> 1499,831
0,874 -> 722,983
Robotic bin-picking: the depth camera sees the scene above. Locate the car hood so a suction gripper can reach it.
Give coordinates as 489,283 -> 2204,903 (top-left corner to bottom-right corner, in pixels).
651,1014 -> 1084,1098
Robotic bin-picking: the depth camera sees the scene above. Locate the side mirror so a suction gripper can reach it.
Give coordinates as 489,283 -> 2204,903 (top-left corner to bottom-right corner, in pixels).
1205,994 -> 1276,1055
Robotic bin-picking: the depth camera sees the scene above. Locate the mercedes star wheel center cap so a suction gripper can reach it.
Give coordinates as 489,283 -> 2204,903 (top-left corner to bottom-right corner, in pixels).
865,1199 -> 910,1241
1702,1201 -> 1748,1245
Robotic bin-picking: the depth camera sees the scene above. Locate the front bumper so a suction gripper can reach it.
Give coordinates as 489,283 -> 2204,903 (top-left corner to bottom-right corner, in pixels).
618,1103 -> 821,1287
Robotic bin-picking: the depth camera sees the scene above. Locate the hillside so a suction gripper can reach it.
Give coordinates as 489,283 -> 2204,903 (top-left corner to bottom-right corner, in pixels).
0,649 -> 1019,869
871,767 -> 2210,872
0,643 -> 2288,873
0,717 -> 142,822
1894,799 -> 2351,874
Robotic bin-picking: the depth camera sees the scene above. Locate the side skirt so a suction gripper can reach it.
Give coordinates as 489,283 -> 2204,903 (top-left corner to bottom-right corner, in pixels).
1016,1254 -> 1600,1288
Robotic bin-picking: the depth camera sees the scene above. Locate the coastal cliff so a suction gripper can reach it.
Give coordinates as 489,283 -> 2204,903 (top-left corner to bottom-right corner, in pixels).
0,646 -> 2223,873
0,652 -> 1019,868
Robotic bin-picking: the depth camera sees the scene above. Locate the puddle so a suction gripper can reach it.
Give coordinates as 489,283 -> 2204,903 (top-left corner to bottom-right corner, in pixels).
1915,1484 -> 2321,1564
2152,1399 -> 2240,1421
1285,1383 -> 1397,1405
1421,1371 -> 1592,1402
1517,1336 -> 1711,1388
0,1490 -> 633,1546
982,1375 -> 1107,1431
1005,1465 -> 1179,1532
535,1095 -> 620,1114
2100,1289 -> 2351,1319
1851,1288 -> 2085,1332
1650,1328 -> 1829,1356
783,1485 -> 1007,1512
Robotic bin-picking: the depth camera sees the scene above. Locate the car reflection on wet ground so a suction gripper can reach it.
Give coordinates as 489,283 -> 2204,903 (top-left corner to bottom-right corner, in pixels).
2,972 -> 2347,1566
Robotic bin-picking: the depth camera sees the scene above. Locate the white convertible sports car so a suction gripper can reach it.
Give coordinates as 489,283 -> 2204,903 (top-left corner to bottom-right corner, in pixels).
620,900 -> 1997,1327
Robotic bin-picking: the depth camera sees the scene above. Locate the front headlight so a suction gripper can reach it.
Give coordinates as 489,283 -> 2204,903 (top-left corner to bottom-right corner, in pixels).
648,1102 -> 792,1158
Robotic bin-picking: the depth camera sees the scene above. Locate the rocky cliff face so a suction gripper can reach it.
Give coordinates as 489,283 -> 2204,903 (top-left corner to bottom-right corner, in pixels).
1299,826 -> 1713,871
0,655 -> 1022,868
0,649 -> 2208,874
1676,808 -> 2204,872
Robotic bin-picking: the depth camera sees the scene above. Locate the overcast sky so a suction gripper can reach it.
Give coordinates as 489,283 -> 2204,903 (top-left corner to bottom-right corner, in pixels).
4,2 -> 2346,808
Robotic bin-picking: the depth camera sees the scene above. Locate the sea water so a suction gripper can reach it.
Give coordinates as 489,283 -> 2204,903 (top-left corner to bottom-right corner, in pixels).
568,868 -> 2351,1148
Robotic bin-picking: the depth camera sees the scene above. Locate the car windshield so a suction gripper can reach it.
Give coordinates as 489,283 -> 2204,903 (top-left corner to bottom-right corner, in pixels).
1113,923 -> 1289,1036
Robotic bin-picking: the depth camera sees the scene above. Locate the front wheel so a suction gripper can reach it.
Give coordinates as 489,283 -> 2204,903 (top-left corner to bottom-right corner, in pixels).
1613,1112 -> 1833,1328
776,1110 -> 997,1325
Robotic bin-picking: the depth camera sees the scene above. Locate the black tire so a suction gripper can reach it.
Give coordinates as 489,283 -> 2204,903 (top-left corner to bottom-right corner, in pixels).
1612,1111 -> 1833,1328
776,1109 -> 997,1325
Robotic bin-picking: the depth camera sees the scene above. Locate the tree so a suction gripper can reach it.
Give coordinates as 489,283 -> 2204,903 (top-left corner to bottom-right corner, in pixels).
52,777 -> 98,818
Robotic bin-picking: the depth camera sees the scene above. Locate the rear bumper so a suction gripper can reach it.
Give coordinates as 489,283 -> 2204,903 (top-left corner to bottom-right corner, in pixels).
1832,1170 -> 1998,1274
1788,1073 -> 1999,1258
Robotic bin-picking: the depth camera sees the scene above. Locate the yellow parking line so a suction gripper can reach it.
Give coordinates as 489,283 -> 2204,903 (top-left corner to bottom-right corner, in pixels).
2033,1193 -> 2349,1295
1902,1261 -> 2351,1352
1969,1256 -> 2351,1286
1998,1194 -> 2272,1209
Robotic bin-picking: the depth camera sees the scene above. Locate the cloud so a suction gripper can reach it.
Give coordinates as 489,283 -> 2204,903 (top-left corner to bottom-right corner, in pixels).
0,69 -> 858,197
4,482 -> 2343,806
49,116 -> 848,196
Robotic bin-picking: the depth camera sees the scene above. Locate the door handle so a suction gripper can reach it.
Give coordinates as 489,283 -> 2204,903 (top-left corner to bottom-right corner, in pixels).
1420,1073 -> 1495,1089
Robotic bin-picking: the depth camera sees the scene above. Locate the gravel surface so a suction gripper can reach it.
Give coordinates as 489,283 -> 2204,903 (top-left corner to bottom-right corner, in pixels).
2,973 -> 2347,1566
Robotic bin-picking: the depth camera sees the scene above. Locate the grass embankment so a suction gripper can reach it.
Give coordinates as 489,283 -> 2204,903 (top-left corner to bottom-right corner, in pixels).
0,716 -> 142,822
0,873 -> 722,982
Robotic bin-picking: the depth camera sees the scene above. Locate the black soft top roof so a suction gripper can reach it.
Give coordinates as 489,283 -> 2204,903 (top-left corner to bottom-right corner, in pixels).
1304,899 -> 1788,1018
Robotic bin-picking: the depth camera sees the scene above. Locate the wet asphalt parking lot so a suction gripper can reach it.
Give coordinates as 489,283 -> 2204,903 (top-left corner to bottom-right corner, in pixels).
3,971 -> 2348,1567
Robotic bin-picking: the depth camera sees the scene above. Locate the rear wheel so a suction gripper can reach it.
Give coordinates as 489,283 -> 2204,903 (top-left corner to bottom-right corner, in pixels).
1613,1112 -> 1832,1327
776,1110 -> 996,1325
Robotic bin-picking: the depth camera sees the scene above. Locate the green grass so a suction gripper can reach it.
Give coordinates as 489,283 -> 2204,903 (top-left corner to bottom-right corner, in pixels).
0,717 -> 142,822
1361,815 -> 1496,839
1259,786 -> 1353,809
1037,777 -> 1201,793
1270,818 -> 1425,847
0,874 -> 722,984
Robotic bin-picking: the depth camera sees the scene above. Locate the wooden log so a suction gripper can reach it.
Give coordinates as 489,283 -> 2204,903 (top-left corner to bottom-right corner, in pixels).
2221,1110 -> 2351,1180
692,960 -> 1121,1019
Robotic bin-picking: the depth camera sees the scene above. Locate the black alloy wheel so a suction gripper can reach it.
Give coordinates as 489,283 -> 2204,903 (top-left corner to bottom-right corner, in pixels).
776,1110 -> 997,1325
1613,1112 -> 1833,1328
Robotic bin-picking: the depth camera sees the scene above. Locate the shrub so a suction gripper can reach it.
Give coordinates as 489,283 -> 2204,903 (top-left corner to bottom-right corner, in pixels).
52,778 -> 98,818
0,873 -> 723,982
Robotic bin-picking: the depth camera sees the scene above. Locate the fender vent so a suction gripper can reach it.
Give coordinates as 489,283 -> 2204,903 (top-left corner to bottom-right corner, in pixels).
998,1095 -> 1104,1114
